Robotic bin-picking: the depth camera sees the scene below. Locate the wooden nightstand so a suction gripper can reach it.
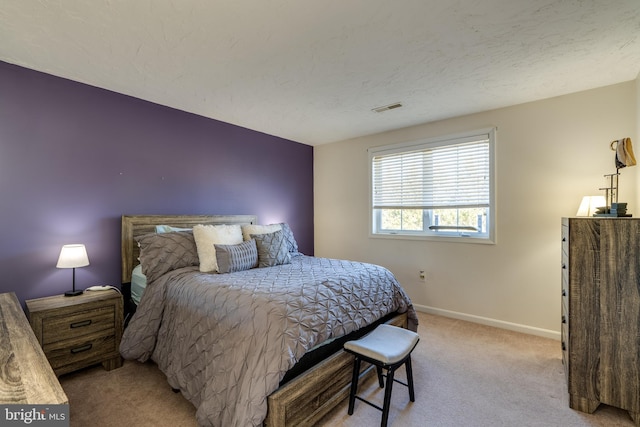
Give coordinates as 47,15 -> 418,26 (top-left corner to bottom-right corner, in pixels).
26,290 -> 123,376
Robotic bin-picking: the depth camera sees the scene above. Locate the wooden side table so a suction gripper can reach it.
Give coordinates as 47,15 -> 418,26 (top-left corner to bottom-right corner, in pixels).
26,290 -> 123,376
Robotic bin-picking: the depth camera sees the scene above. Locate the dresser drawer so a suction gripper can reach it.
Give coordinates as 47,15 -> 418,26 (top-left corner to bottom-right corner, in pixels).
44,331 -> 116,370
42,305 -> 115,345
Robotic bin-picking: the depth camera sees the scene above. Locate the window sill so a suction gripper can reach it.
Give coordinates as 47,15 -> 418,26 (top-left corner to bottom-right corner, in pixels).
370,232 -> 496,245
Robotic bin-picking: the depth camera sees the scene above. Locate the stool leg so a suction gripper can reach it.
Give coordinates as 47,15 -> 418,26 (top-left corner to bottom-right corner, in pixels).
348,356 -> 361,415
381,367 -> 395,427
376,365 -> 385,388
405,355 -> 415,402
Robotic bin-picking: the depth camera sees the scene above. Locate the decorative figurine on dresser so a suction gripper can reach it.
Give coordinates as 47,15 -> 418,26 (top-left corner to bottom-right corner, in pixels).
561,217 -> 640,425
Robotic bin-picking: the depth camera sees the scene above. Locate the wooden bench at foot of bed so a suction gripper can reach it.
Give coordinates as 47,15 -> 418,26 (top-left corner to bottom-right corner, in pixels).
264,312 -> 408,427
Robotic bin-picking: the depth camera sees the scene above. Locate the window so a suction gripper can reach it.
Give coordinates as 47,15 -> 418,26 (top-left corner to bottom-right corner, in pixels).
369,128 -> 496,243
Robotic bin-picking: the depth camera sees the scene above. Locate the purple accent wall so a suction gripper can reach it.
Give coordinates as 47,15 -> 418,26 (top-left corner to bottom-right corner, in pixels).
0,61 -> 313,304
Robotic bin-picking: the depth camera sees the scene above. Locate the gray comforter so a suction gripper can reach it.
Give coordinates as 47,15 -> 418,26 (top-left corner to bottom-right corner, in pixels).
120,255 -> 417,427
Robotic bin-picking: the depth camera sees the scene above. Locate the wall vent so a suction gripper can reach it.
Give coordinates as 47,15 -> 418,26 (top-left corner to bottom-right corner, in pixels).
372,102 -> 403,113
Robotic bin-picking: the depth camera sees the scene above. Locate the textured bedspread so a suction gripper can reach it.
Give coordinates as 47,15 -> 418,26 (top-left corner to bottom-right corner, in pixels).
120,255 -> 417,427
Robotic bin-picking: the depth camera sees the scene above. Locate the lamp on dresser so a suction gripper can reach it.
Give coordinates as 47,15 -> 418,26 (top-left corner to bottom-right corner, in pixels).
575,195 -> 606,217
56,244 -> 90,297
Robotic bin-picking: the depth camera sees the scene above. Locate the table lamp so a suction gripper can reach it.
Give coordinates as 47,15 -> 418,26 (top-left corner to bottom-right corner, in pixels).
576,196 -> 607,217
57,244 -> 90,296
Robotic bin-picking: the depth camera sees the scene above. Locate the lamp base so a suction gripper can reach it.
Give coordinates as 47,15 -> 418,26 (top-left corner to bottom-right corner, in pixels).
64,289 -> 84,297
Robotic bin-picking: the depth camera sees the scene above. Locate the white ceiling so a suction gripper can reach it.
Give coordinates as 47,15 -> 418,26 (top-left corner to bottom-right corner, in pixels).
1,1 -> 639,146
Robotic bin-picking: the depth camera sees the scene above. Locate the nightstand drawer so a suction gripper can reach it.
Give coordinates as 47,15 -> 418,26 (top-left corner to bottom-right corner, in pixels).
44,331 -> 116,370
42,305 -> 115,345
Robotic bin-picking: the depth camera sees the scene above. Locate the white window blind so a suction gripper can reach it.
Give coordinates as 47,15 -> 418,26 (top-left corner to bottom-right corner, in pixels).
372,134 -> 490,210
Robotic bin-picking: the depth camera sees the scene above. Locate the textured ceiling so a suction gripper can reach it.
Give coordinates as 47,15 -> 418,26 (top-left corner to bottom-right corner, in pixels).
1,1 -> 639,145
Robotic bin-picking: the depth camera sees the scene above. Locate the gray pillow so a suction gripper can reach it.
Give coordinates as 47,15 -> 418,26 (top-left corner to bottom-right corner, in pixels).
251,230 -> 291,267
136,231 -> 199,282
214,239 -> 259,273
275,222 -> 301,255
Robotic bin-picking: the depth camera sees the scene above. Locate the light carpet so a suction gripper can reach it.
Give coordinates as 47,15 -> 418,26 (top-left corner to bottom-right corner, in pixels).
59,312 -> 635,426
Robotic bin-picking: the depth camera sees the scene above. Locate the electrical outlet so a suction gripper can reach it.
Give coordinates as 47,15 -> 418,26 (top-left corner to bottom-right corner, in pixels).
419,270 -> 426,281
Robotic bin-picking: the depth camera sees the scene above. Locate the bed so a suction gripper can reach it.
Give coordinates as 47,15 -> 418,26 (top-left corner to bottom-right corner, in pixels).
118,214 -> 417,427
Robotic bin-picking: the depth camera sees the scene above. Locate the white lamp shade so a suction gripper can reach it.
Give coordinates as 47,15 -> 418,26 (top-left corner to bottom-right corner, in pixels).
56,244 -> 90,269
576,196 -> 607,217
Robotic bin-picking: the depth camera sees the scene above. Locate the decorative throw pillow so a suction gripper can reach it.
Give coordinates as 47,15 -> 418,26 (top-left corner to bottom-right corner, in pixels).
214,239 -> 259,273
273,222 -> 301,255
193,224 -> 243,272
136,231 -> 199,282
251,229 -> 291,268
241,224 -> 281,242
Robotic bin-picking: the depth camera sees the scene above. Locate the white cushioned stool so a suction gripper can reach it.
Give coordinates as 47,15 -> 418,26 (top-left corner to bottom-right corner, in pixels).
344,324 -> 420,427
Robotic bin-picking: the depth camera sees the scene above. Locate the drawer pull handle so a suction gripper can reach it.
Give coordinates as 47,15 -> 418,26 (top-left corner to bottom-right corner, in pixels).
70,319 -> 92,328
70,344 -> 93,354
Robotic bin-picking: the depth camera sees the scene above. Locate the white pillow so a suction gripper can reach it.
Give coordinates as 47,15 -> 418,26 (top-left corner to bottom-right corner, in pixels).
193,224 -> 243,272
241,224 -> 281,242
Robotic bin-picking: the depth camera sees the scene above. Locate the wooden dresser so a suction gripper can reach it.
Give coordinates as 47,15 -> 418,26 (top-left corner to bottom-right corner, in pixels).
0,292 -> 68,404
561,218 -> 640,425
26,290 -> 123,376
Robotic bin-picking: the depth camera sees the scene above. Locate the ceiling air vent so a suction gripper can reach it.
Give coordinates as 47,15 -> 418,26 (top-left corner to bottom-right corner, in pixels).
372,102 -> 403,113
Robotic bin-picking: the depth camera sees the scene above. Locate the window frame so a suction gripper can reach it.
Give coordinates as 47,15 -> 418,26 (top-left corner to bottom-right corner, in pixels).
368,127 -> 497,244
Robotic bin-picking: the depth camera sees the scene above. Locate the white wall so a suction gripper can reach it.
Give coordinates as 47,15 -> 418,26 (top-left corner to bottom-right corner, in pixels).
314,81 -> 637,338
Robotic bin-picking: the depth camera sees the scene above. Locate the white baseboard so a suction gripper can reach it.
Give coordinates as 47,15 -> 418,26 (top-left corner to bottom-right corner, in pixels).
413,304 -> 561,341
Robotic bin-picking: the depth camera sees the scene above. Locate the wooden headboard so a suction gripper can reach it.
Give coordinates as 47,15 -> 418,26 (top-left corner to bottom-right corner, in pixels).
121,214 -> 258,284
